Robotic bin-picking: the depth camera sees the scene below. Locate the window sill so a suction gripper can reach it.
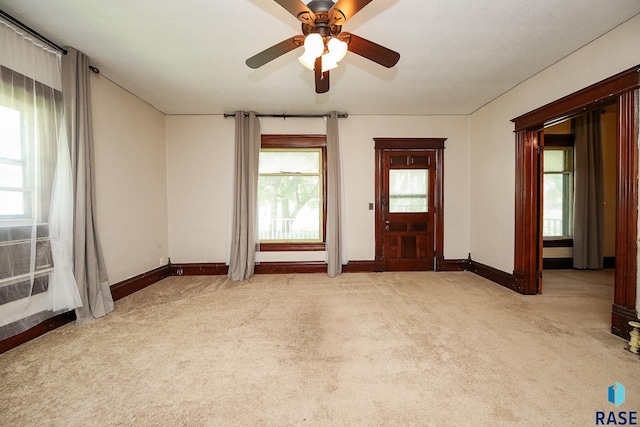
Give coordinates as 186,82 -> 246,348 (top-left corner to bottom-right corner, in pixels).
0,267 -> 54,286
259,242 -> 326,252
543,237 -> 573,247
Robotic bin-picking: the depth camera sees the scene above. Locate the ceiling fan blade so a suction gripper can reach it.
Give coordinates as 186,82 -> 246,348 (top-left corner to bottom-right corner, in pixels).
329,0 -> 373,25
315,57 -> 330,93
246,36 -> 304,69
274,0 -> 316,25
340,32 -> 400,68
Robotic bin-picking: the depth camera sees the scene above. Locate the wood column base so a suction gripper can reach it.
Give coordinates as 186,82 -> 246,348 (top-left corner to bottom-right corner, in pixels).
612,304 -> 639,340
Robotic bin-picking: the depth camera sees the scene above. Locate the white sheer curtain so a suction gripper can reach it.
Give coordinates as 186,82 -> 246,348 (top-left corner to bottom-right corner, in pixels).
0,19 -> 81,340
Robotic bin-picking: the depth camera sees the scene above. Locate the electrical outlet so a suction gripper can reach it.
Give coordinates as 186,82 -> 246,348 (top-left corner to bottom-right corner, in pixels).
369,203 -> 374,210
160,257 -> 165,266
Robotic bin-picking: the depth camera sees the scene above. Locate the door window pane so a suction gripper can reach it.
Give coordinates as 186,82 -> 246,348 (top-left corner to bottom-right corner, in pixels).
389,169 -> 428,213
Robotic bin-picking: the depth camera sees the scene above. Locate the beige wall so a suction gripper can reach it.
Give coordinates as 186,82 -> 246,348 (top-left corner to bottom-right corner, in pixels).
165,115 -> 234,263
166,115 -> 471,264
91,74 -> 169,283
469,14 -> 640,273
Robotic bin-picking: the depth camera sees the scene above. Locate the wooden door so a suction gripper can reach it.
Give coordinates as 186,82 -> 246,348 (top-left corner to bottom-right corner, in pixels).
377,149 -> 436,271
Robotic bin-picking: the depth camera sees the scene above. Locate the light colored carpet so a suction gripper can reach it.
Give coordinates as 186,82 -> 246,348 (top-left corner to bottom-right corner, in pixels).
0,270 -> 638,426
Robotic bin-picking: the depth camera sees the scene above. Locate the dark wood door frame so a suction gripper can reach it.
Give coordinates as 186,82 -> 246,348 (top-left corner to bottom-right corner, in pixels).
374,138 -> 446,272
512,65 -> 640,338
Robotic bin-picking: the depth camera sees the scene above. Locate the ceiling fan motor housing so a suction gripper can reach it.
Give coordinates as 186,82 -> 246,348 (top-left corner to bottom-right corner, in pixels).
306,0 -> 336,13
302,0 -> 344,37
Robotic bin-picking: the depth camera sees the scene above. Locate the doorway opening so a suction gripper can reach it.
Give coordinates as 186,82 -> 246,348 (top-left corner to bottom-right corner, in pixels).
541,104 -> 617,278
512,65 -> 639,338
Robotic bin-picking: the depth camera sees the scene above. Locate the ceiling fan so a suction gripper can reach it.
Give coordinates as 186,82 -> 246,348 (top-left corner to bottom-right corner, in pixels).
246,0 -> 400,93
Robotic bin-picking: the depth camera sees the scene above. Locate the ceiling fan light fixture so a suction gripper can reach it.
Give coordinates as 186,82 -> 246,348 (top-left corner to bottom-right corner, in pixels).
327,37 -> 348,62
247,0 -> 401,93
321,54 -> 338,72
298,52 -> 317,70
303,33 -> 324,58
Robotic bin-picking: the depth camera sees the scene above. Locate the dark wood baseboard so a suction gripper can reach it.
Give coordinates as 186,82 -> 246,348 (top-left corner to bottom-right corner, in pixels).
0,310 -> 76,355
611,304 -> 639,340
543,258 -> 573,270
469,260 -> 517,292
171,262 -> 228,276
342,260 -> 376,273
255,262 -> 327,274
543,257 -> 616,270
110,265 -> 172,301
119,258 -> 480,279
171,262 -> 330,275
437,258 -> 470,271
171,260 -> 378,275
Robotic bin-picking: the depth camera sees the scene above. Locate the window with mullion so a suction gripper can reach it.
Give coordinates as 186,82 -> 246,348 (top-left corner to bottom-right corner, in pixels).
0,66 -> 61,225
0,65 -> 62,285
0,103 -> 29,219
543,146 -> 574,237
258,135 -> 327,251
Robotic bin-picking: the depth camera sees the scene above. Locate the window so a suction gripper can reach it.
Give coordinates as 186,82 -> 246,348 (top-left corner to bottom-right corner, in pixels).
543,146 -> 573,237
0,104 -> 28,219
0,65 -> 62,284
0,66 -> 61,225
258,135 -> 326,250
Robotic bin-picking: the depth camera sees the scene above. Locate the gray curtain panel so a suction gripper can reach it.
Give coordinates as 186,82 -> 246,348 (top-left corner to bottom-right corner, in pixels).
573,111 -> 604,269
62,48 -> 114,324
326,112 -> 342,277
228,111 -> 261,281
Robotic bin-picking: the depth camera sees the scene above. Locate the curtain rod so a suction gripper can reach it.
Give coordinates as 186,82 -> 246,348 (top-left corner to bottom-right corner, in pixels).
224,112 -> 348,119
0,10 -> 100,73
0,10 -> 68,55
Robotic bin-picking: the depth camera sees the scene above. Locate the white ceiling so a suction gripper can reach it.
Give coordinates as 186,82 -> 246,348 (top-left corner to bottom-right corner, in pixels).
1,0 -> 639,115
